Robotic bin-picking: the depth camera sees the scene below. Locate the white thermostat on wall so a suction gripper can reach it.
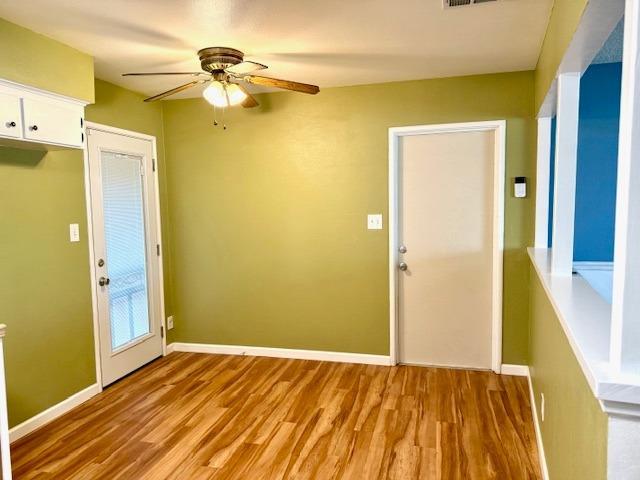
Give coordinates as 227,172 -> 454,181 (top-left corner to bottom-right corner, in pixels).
514,177 -> 527,198
367,214 -> 383,230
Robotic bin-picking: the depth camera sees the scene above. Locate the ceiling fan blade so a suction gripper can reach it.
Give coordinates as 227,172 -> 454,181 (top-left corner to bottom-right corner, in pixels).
236,83 -> 259,108
225,61 -> 268,76
243,75 -> 319,95
143,80 -> 206,102
123,72 -> 208,77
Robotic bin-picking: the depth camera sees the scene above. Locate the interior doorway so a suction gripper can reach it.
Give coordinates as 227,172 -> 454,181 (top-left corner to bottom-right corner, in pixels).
388,121 -> 505,372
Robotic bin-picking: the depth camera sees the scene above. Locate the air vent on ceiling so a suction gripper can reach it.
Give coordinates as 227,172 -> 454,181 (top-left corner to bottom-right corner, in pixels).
444,0 -> 497,8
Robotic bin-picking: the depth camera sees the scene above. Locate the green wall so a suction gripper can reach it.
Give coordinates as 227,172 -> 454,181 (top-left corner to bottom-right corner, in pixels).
0,148 -> 95,427
0,18 -> 96,427
1,80 -> 169,427
534,0 -> 589,113
0,14 -> 169,427
0,18 -> 94,102
163,72 -> 536,361
529,267 -> 608,479
530,2 -> 613,477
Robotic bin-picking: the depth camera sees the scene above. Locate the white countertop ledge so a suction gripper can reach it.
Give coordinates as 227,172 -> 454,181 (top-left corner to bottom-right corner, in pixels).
528,248 -> 640,415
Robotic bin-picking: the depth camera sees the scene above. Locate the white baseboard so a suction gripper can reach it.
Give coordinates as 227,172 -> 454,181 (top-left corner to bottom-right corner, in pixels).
167,342 -> 392,366
525,367 -> 550,480
501,364 -> 529,376
572,261 -> 614,271
9,383 -> 100,443
500,364 -> 548,478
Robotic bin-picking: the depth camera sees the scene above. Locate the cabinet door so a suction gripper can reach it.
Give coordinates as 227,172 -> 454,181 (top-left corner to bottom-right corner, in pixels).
0,92 -> 22,139
22,97 -> 83,147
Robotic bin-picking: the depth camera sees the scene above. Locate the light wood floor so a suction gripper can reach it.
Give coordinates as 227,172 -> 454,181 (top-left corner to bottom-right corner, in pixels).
11,353 -> 540,479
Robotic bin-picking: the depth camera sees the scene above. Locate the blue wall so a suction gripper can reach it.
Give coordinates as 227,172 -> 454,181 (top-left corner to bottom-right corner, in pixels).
547,63 -> 620,261
575,62 -> 621,261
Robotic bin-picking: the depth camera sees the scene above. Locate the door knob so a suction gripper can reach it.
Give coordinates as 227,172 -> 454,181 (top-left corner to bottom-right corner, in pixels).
399,262 -> 408,271
399,245 -> 407,254
98,277 -> 110,287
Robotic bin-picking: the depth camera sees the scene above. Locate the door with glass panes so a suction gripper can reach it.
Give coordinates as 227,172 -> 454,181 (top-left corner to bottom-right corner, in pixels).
87,127 -> 163,386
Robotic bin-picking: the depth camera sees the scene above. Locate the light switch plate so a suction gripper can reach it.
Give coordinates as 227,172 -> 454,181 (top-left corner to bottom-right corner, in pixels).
69,223 -> 80,242
167,316 -> 174,330
367,214 -> 383,230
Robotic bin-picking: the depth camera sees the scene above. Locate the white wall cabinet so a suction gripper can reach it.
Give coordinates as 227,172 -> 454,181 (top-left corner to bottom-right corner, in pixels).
0,79 -> 87,150
0,92 -> 22,140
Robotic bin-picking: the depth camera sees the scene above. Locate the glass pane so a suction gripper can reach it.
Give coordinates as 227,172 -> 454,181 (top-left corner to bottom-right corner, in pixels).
101,151 -> 150,351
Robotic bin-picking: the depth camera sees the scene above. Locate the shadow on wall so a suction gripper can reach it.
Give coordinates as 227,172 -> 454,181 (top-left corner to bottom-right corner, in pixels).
0,147 -> 46,167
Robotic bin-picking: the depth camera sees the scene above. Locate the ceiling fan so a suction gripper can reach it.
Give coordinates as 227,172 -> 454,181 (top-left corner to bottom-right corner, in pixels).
123,47 -> 320,108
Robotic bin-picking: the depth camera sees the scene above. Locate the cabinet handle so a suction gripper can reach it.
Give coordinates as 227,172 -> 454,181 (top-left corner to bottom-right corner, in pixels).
5,121 -> 16,128
29,125 -> 38,131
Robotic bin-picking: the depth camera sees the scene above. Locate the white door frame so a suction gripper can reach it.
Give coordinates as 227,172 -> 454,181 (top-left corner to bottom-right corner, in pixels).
82,121 -> 167,390
388,120 -> 506,373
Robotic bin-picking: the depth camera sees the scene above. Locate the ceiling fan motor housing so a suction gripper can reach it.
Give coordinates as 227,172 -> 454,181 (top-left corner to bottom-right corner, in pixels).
198,47 -> 244,73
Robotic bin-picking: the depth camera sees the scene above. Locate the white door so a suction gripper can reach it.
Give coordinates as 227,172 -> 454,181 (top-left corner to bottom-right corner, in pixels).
87,127 -> 163,386
397,128 -> 498,370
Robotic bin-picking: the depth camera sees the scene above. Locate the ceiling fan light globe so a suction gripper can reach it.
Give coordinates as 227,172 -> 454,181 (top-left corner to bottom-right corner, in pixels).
203,81 -> 228,107
226,83 -> 248,106
202,81 -> 247,107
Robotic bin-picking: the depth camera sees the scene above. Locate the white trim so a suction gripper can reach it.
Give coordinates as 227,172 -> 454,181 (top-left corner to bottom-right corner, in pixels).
602,400 -> 640,419
9,384 -> 100,443
610,0 -> 640,376
0,337 -> 11,480
83,121 -> 167,389
525,367 -> 550,480
388,120 -> 505,373
388,128 -> 399,365
551,72 -> 581,276
535,117 -> 552,248
501,364 -> 529,376
168,343 -> 393,366
82,127 -> 104,392
537,0 -> 625,118
85,122 -> 157,142
0,77 -> 89,107
573,261 -> 614,271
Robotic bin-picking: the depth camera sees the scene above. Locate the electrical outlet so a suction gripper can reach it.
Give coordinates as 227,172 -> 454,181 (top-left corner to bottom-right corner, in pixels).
167,316 -> 174,330
541,393 -> 545,422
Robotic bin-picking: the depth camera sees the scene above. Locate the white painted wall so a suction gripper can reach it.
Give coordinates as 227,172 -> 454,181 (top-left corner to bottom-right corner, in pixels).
535,117 -> 552,248
611,0 -> 640,376
551,73 -> 581,276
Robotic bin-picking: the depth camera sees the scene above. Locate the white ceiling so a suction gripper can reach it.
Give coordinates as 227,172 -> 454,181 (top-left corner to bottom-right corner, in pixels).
0,0 -> 553,99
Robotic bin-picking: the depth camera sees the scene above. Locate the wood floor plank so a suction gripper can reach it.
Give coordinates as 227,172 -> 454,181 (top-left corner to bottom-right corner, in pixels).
11,353 -> 541,479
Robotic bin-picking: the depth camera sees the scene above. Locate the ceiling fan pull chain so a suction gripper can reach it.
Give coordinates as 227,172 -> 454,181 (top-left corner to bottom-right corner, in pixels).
213,105 -> 218,126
